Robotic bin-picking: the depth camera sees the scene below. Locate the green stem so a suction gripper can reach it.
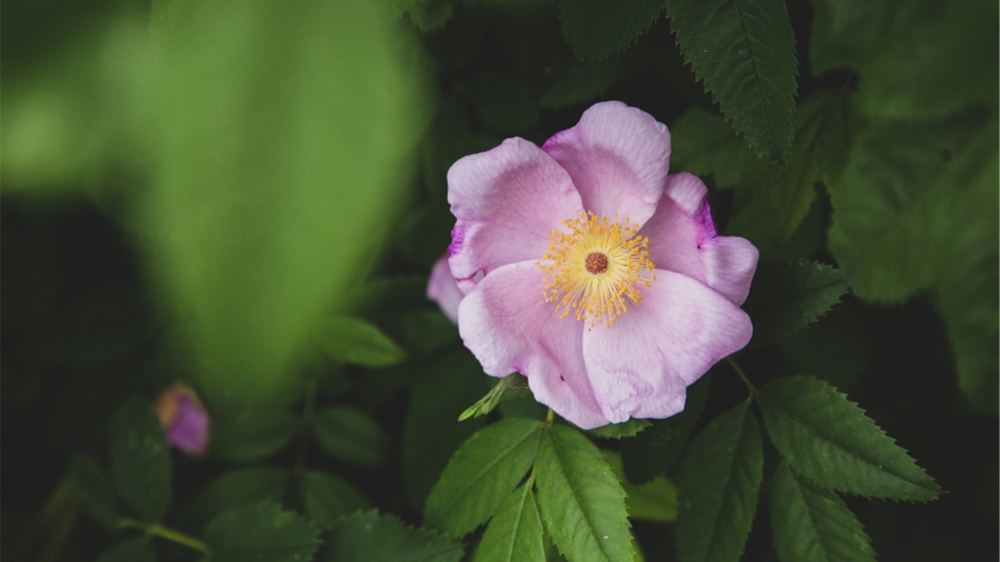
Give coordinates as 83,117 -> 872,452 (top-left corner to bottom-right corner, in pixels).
543,408 -> 554,426
726,356 -> 759,399
120,518 -> 209,554
288,378 -> 319,510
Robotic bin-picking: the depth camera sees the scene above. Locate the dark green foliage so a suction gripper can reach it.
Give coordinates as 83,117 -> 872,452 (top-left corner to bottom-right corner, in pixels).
677,401 -> 763,562
669,108 -> 769,190
184,467 -> 290,530
587,418 -> 651,440
535,425 -> 634,562
327,510 -> 464,562
95,537 -> 155,562
424,418 -> 543,537
539,59 -> 619,109
559,0 -> 666,60
666,0 -> 798,161
302,471 -> 372,528
70,456 -> 120,532
781,304 -> 872,392
741,261 -> 849,347
476,483 -> 546,562
110,396 -> 172,522
211,410 -> 299,462
770,461 -> 876,562
314,407 -> 389,467
467,72 -> 539,133
314,317 -> 407,368
759,376 -> 942,501
203,502 -> 322,562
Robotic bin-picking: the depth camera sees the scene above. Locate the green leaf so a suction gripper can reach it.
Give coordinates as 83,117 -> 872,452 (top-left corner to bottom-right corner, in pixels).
770,460 -> 876,562
211,410 -> 299,462
69,456 -> 120,532
407,1 -> 454,33
587,418 -> 651,440
303,470 -> 372,528
459,374 -> 530,422
741,261 -> 849,347
781,303 -> 872,392
622,375 -> 710,484
539,59 -> 619,110
110,396 -> 172,522
677,401 -> 763,562
204,502 -> 321,562
314,317 -> 407,368
759,376 -> 942,501
314,406 -> 389,467
535,424 -> 634,562
604,451 -> 678,522
811,0 -> 997,118
327,510 -> 464,562
559,0 -> 665,60
184,467 -> 290,530
466,72 -> 539,134
140,0 -> 430,413
424,418 -> 543,537
383,309 -> 459,357
475,483 -> 545,562
95,537 -> 155,562
727,90 -> 851,256
668,108 -> 768,190
666,0 -> 798,161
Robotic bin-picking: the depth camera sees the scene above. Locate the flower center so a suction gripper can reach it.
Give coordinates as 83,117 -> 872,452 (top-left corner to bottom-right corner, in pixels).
538,211 -> 657,329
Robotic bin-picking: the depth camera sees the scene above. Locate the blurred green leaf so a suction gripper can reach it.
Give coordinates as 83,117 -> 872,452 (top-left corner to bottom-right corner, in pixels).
622,375 -> 710,484
384,310 -> 459,357
770,460 -> 876,562
424,418 -> 543,537
539,59 -> 619,109
759,376 -> 942,501
69,456 -> 120,532
327,510 -> 464,562
95,537 -> 155,562
303,471 -> 372,528
183,467 -> 290,531
466,72 -> 539,134
535,424 -> 634,562
676,401 -> 763,562
559,0 -> 665,60
669,108 -> 768,190
476,483 -> 545,562
407,1 -> 454,33
604,451 -> 678,522
314,317 -> 407,368
587,418 -> 651,440
140,0 -> 430,414
314,406 -> 389,467
666,0 -> 798,161
211,411 -> 299,462
110,396 -> 172,522
204,502 -> 321,562
781,303 -> 872,392
742,261 -> 849,347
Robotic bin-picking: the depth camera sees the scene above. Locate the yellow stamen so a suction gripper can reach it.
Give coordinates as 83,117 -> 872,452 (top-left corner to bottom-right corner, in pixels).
537,211 -> 657,329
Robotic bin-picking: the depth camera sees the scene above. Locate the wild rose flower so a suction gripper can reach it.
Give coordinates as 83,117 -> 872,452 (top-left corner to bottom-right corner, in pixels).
446,101 -> 757,429
154,383 -> 210,456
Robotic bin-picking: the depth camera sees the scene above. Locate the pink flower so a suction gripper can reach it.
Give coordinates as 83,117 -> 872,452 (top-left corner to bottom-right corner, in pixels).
446,101 -> 757,429
427,255 -> 464,324
154,384 -> 210,456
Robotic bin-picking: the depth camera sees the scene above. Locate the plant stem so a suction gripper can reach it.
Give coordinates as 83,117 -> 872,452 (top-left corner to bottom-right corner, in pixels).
544,408 -> 554,426
120,518 -> 209,553
726,356 -> 759,399
288,377 -> 319,510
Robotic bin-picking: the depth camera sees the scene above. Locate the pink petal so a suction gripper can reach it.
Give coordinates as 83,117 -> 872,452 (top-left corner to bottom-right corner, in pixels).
457,261 -> 608,429
447,138 -> 584,294
426,256 -> 464,324
639,173 -> 759,306
166,394 -> 210,456
542,101 -> 671,228
582,269 -> 753,422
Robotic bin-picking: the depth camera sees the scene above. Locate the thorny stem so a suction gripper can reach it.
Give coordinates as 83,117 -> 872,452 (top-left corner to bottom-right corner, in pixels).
726,356 -> 759,399
120,518 -> 210,553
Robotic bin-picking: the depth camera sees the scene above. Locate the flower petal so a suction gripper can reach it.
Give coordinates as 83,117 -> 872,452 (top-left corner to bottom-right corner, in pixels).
457,261 -> 608,429
582,269 -> 753,422
447,138 -> 584,294
542,101 -> 671,228
640,173 -> 759,305
426,256 -> 464,324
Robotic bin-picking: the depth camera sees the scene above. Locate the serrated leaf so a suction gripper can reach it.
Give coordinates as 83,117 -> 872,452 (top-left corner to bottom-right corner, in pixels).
741,261 -> 848,347
535,424 -> 634,562
559,0 -> 665,60
328,510 -> 464,562
95,537 -> 155,562
314,406 -> 389,467
759,376 -> 942,501
770,460 -> 876,562
303,470 -> 372,528
666,0 -> 798,161
315,317 -> 407,368
184,467 -> 290,530
425,418 -> 543,537
587,418 -> 651,440
211,410 -> 299,462
69,456 -> 120,532
622,375 -> 710,484
110,396 -> 172,522
668,108 -> 768,190
677,401 -> 763,562
475,483 -> 545,562
204,502 -> 321,562
604,451 -> 678,522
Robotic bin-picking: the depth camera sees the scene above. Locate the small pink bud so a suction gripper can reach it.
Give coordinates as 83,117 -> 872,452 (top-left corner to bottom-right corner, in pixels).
154,384 -> 210,456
